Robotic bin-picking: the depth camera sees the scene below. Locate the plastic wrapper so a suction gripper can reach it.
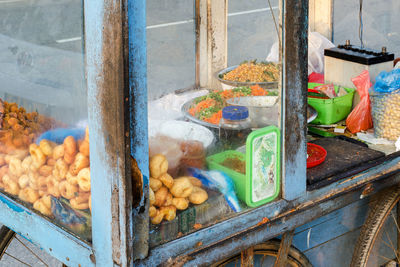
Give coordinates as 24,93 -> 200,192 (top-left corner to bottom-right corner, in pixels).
374,69 -> 400,93
149,135 -> 183,177
314,84 -> 337,98
345,70 -> 373,133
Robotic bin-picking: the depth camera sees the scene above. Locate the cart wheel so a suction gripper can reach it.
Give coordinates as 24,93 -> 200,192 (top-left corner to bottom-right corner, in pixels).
211,239 -> 312,267
0,226 -> 68,266
351,185 -> 400,267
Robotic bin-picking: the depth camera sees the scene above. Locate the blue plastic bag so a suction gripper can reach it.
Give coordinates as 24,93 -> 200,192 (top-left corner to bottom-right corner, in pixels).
374,69 -> 400,93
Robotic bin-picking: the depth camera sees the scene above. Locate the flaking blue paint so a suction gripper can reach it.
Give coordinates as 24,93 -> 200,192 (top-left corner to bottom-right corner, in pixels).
0,195 -> 27,213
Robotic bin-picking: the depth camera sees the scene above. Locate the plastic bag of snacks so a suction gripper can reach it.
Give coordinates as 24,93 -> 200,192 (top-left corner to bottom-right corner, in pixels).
371,69 -> 400,140
346,70 -> 373,133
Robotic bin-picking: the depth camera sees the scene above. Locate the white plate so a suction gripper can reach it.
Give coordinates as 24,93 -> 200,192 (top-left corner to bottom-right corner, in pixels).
149,120 -> 215,148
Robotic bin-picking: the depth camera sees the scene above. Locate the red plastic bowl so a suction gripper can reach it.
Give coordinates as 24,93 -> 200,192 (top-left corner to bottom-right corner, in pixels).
307,143 -> 327,168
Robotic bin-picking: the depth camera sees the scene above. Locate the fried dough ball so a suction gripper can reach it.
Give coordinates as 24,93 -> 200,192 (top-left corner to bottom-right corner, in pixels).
59,180 -> 78,199
0,166 -> 8,180
188,186 -> 208,204
154,186 -> 169,207
28,171 -> 39,190
63,153 -> 75,165
37,176 -> 48,193
0,154 -> 5,167
18,174 -> 30,189
164,193 -> 173,206
149,206 -> 157,218
53,159 -> 68,181
9,157 -> 23,177
21,156 -> 32,173
151,210 -> 164,225
69,153 -> 89,176
149,188 -> 155,206
39,165 -> 53,177
47,176 -> 61,198
46,157 -> 56,166
63,136 -> 77,157
39,140 -> 55,156
149,178 -> 162,192
172,197 -> 189,210
33,197 -> 52,216
77,168 -> 90,192
66,171 -> 78,185
160,206 -> 176,221
188,177 -> 202,187
158,173 -> 174,189
170,177 -> 193,198
149,154 -> 168,179
79,140 -> 90,157
18,187 -> 39,204
52,145 -> 64,160
4,178 -> 19,195
70,194 -> 90,210
30,144 -> 46,169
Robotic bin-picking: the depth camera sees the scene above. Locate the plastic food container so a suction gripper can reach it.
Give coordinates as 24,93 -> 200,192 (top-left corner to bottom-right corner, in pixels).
370,88 -> 400,141
307,143 -> 327,168
206,126 -> 280,207
308,83 -> 355,125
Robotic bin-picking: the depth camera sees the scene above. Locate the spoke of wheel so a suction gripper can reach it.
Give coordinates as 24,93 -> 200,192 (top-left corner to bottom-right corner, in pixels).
4,252 -> 31,266
15,236 -> 49,267
384,229 -> 400,263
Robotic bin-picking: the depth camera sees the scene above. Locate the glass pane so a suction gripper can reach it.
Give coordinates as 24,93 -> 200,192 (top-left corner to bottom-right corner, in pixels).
147,0 -> 196,100
0,1 -> 90,241
148,0 -> 283,247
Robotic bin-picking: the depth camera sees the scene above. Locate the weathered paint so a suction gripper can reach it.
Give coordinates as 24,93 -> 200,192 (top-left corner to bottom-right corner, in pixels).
0,193 -> 94,266
128,0 -> 149,260
282,0 -> 308,201
85,0 -> 130,266
137,157 -> 400,266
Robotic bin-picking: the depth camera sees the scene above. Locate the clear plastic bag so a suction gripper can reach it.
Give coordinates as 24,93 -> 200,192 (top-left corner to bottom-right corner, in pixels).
345,70 -> 373,133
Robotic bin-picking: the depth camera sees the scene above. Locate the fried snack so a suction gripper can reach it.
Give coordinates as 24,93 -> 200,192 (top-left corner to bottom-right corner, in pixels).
149,177 -> 162,192
149,206 -> 157,218
63,152 -> 75,165
88,194 -> 91,211
158,173 -> 174,189
149,188 -> 155,206
188,186 -> 208,204
38,165 -> 53,177
70,194 -> 90,210
170,177 -> 193,198
47,176 -> 61,198
33,197 -> 52,216
39,139 -> 55,156
66,172 -> 78,185
69,153 -> 89,176
79,140 -> 90,157
30,144 -> 46,169
188,177 -> 202,187
59,180 -> 78,199
28,171 -> 39,190
18,174 -> 30,189
0,166 -> 8,180
160,206 -> 176,221
4,178 -> 19,195
172,197 -> 189,210
18,187 -> 39,203
10,149 -> 28,160
154,186 -> 168,207
21,156 -> 32,173
164,193 -> 173,206
37,176 -> 48,194
0,154 -> 5,166
151,210 -> 164,225
63,136 -> 77,157
149,154 -> 168,179
47,157 -> 56,166
9,157 -> 23,177
52,145 -> 64,160
77,168 -> 90,192
53,159 -> 68,181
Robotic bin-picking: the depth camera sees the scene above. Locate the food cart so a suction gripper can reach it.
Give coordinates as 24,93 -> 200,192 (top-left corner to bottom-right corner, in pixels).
0,0 -> 400,266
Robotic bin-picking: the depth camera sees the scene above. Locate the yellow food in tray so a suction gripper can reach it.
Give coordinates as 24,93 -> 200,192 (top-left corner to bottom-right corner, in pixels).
222,61 -> 279,83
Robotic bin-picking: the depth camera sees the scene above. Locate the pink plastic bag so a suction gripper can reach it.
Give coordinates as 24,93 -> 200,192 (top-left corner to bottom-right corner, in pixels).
346,70 -> 373,133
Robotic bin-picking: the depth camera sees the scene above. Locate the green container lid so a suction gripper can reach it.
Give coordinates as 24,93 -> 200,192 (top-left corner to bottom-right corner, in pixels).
206,126 -> 281,207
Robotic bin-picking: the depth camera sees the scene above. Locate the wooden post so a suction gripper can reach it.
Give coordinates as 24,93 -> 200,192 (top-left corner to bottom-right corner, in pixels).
309,0 -> 333,41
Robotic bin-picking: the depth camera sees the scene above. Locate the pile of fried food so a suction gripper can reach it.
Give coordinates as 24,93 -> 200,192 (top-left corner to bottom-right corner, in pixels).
0,127 -> 91,216
149,154 -> 208,224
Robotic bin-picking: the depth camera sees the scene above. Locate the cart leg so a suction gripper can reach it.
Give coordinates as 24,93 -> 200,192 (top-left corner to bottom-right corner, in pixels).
240,247 -> 254,267
397,203 -> 400,259
274,230 -> 295,267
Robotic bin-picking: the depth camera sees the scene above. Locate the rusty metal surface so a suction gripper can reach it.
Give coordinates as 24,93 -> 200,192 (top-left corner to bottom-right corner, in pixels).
282,0 -> 309,200
274,230 -> 295,267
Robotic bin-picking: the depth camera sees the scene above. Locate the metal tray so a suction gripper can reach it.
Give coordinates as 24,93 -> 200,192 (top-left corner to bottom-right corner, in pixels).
182,98 -> 318,129
216,65 -> 279,89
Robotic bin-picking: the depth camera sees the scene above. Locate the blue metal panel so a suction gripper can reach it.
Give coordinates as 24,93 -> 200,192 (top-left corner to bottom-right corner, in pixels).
0,194 -> 94,266
128,0 -> 150,260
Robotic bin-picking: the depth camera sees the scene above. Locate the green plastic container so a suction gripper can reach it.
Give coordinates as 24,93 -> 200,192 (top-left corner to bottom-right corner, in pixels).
206,126 -> 280,207
308,83 -> 355,125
